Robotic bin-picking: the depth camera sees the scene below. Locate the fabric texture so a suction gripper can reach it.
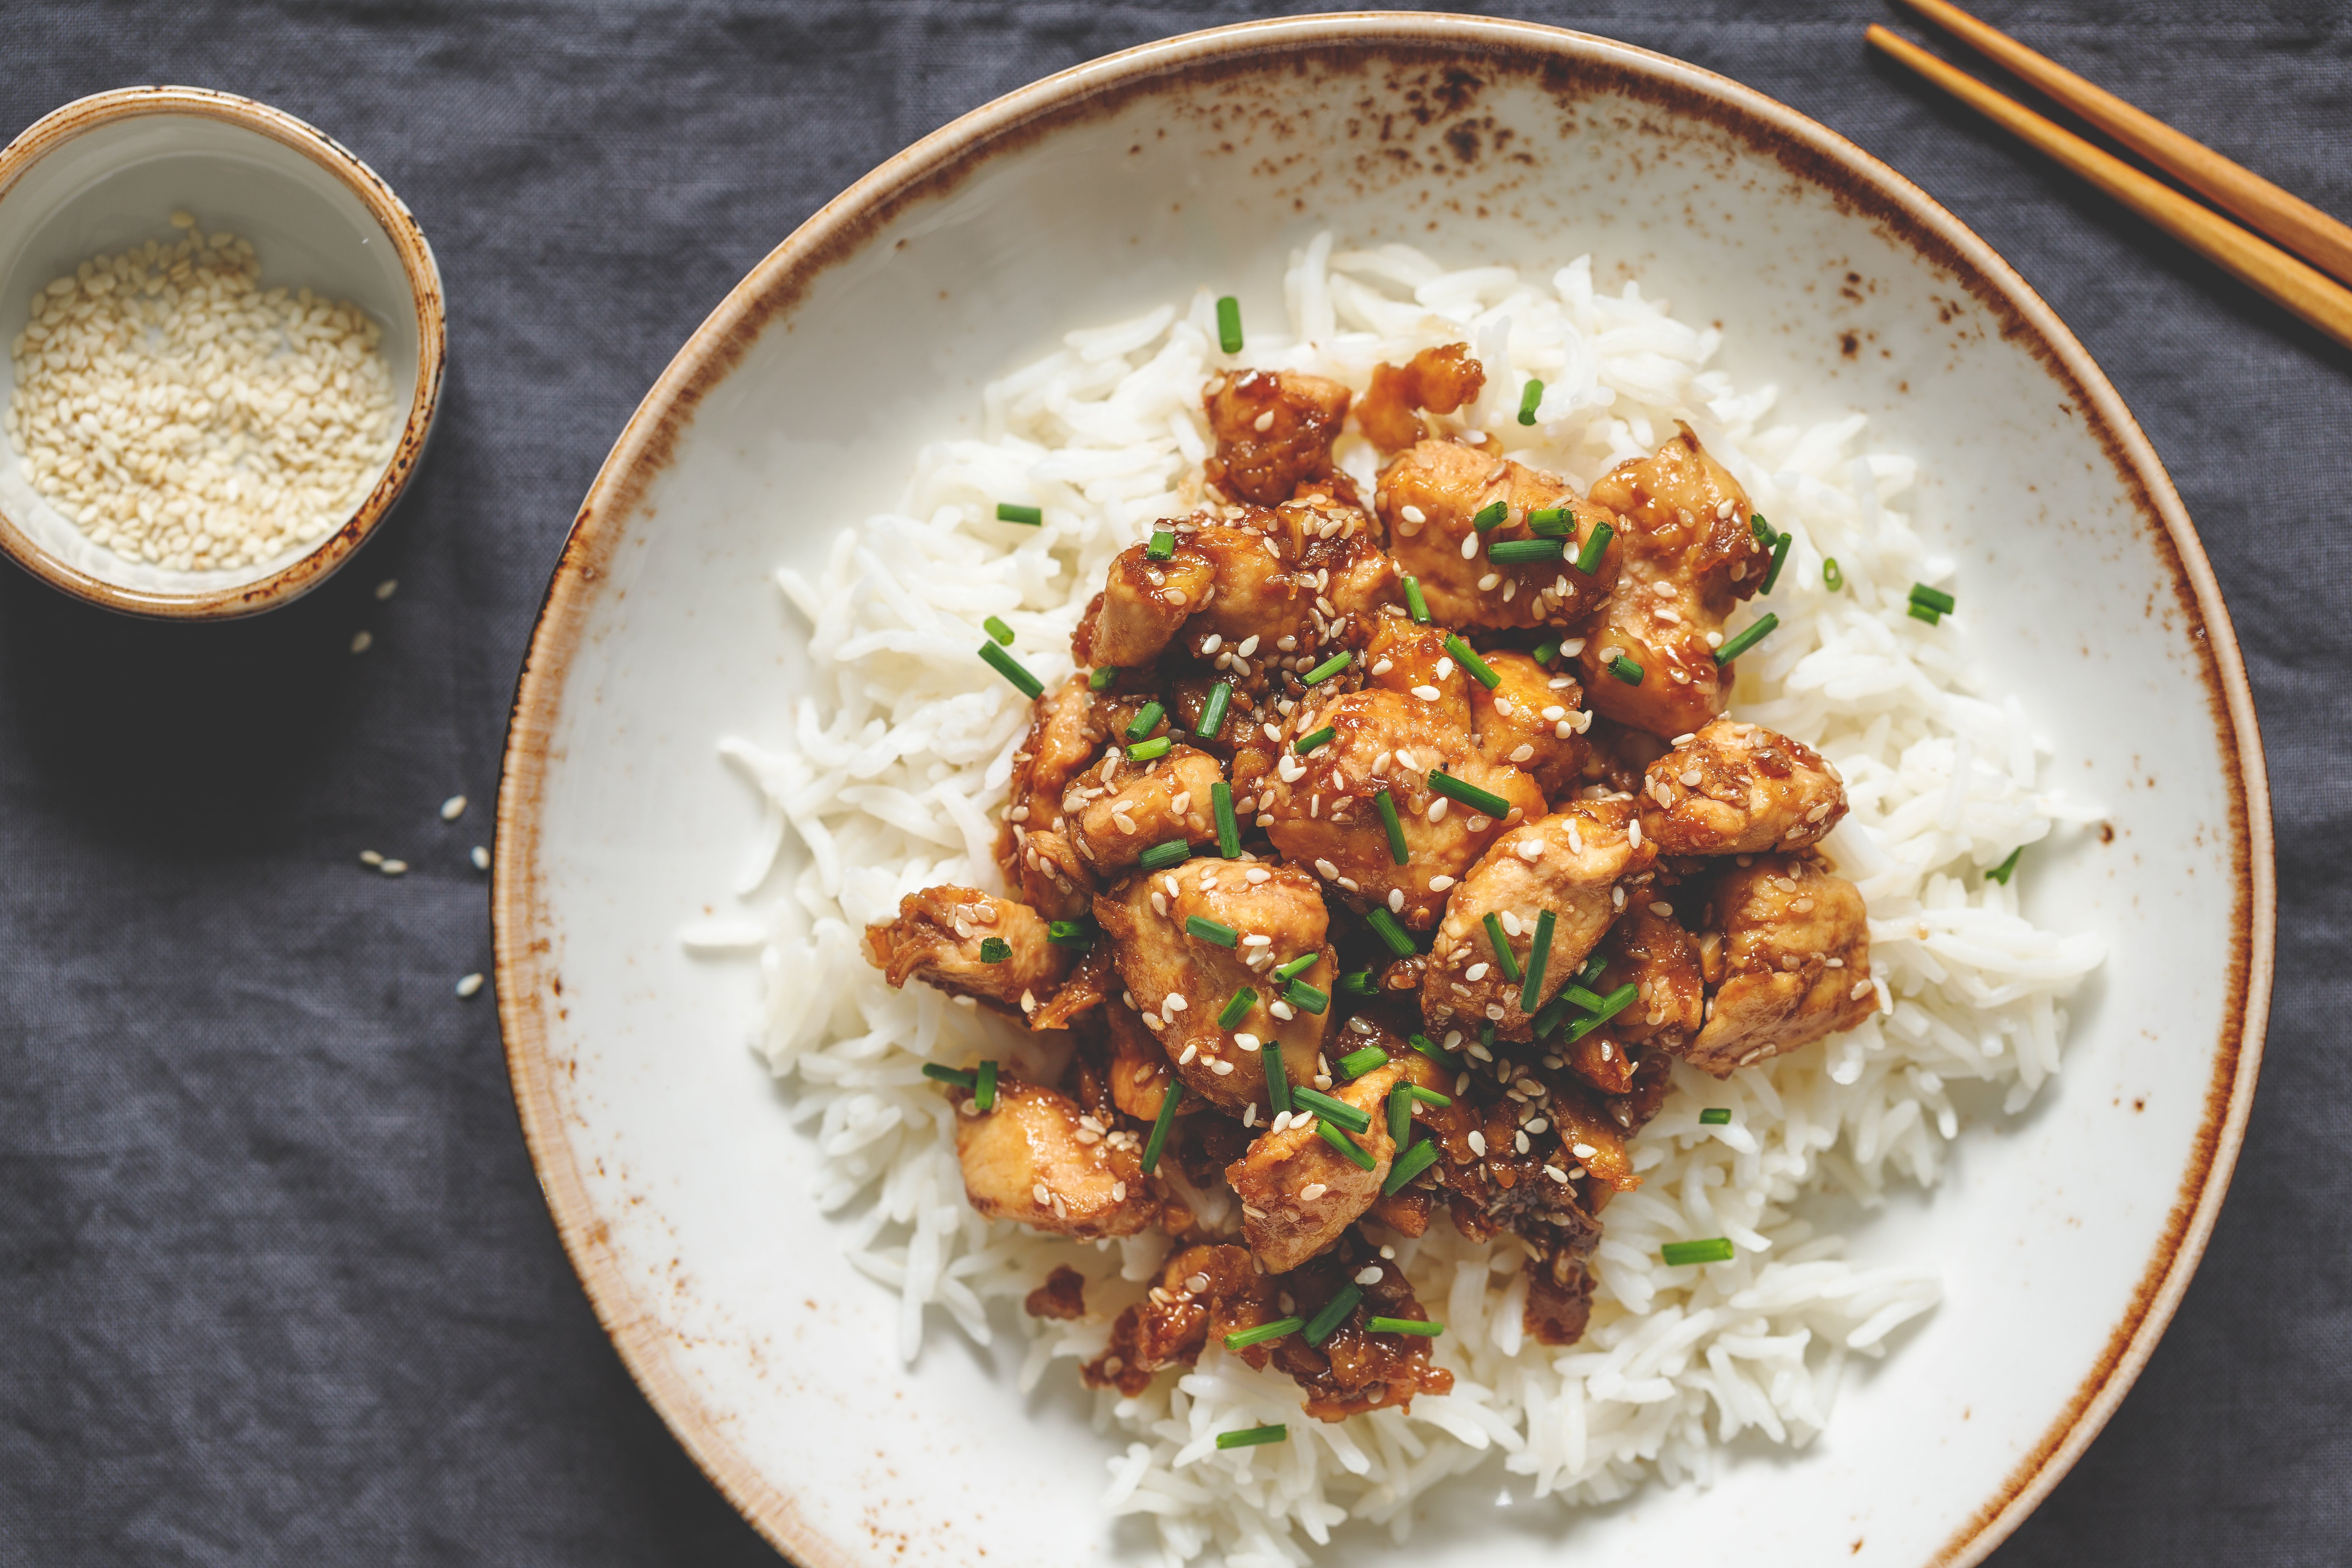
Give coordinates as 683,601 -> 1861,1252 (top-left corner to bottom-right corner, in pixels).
0,2 -> 2342,1562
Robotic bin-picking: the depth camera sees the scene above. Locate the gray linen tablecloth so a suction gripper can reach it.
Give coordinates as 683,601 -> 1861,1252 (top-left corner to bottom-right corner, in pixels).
1,2 -> 2342,1562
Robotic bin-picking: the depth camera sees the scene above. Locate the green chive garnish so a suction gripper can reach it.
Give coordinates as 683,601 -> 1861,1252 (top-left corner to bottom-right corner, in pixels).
1482,913 -> 1522,983
1573,520 -> 1614,575
1526,506 -> 1572,538
1047,918 -> 1095,950
1403,575 -> 1431,624
979,642 -> 1044,699
978,936 -> 1011,964
1387,1086 -> 1412,1146
1751,513 -> 1776,547
1291,1085 -> 1370,1133
1443,634 -> 1501,689
1186,916 -> 1240,948
1578,952 -> 1608,986
1141,1078 -> 1183,1173
1272,953 -> 1318,983
1761,531 -> 1792,594
1213,781 -> 1240,858
1223,1318 -> 1303,1351
1262,1029 -> 1291,1114
1302,651 -> 1352,685
1986,845 -> 2024,885
1337,968 -> 1379,1000
975,1059 -> 998,1111
1713,613 -> 1778,665
996,502 -> 1043,525
1517,379 -> 1544,425
1219,987 -> 1258,1029
1124,701 -> 1165,743
1608,654 -> 1644,686
1660,1237 -> 1735,1267
1216,296 -> 1243,354
1375,789 -> 1409,865
1565,981 -> 1641,1042
1197,682 -> 1232,741
1699,1107 -> 1732,1125
1427,770 -> 1509,816
983,615 -> 1015,645
1403,1084 -> 1452,1107
1559,984 -> 1608,1013
1366,1316 -> 1443,1337
1338,1044 -> 1389,1080
1530,637 -> 1561,666
1407,1032 -> 1453,1066
921,1063 -> 977,1088
1216,1423 -> 1288,1449
1471,500 -> 1508,533
1489,538 -> 1565,565
1146,528 -> 1176,561
1089,665 -> 1121,691
1285,979 -> 1329,1014
1364,906 -> 1415,959
1295,726 -> 1336,754
1303,1284 -> 1363,1345
1823,558 -> 1844,591
1317,1118 -> 1376,1170
1519,909 -> 1555,1014
1128,736 -> 1173,762
1910,582 -> 1955,615
1139,839 -> 1191,871
1909,603 -> 1942,625
1383,1138 -> 1438,1194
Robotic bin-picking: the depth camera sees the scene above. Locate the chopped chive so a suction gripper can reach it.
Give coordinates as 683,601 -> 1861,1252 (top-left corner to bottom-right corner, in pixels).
1284,979 -> 1329,1014
1608,654 -> 1644,686
983,615 -> 1015,645
1713,613 -> 1779,665
1216,1423 -> 1288,1449
1519,910 -> 1556,1013
1407,1032 -> 1454,1066
1489,538 -> 1565,565
1047,918 -> 1095,950
1986,845 -> 2024,885
1216,295 -> 1243,354
1526,506 -> 1572,538
1197,681 -> 1233,741
1761,531 -> 1792,595
1375,789 -> 1409,865
978,937 -> 1011,964
1660,1237 -> 1736,1267
1339,1044 -> 1390,1080
996,502 -> 1042,525
1750,513 -> 1776,547
1402,1084 -> 1453,1107
1295,726 -> 1337,755
1262,1028 -> 1292,1114
1443,634 -> 1502,689
1089,664 -> 1121,691
1317,1118 -> 1377,1170
1145,528 -> 1176,561
1224,1318 -> 1303,1351
1291,1086 -> 1371,1133
1699,1107 -> 1732,1125
1561,983 -> 1612,1014
1139,839 -> 1191,871
1141,1078 -> 1183,1173
921,1063 -> 977,1088
1364,906 -> 1415,959
1272,953 -> 1318,983
1219,986 -> 1258,1029
1388,1085 -> 1413,1147
1427,769 -> 1510,816
1471,500 -> 1509,533
1403,575 -> 1432,624
1366,1316 -> 1443,1337
1304,1283 -> 1363,1345
1531,991 -> 1573,1038
1573,520 -> 1614,575
1186,915 -> 1240,949
1213,781 -> 1240,859
1530,637 -> 1561,666
1128,736 -> 1173,762
1481,913 -> 1523,982
975,1059 -> 998,1111
1382,1137 -> 1439,1194
1480,1023 -> 1497,1056
1125,701 -> 1165,743
1302,651 -> 1352,685
1565,981 -> 1641,1042
978,642 -> 1044,699
1337,968 -> 1379,1001
1577,952 -> 1608,986
1517,378 -> 1545,425
1823,558 -> 1844,592
1910,582 -> 1956,615
1909,603 -> 1942,625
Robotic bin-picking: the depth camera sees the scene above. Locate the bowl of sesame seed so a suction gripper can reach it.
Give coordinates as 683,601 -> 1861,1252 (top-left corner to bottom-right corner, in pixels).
0,85 -> 445,618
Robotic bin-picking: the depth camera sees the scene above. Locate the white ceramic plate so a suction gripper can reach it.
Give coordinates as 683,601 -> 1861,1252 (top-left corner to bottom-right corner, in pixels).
493,18 -> 2271,1567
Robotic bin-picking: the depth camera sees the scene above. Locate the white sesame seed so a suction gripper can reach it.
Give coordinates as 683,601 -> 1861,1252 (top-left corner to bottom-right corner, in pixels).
1033,1182 -> 1051,1205
1427,798 -> 1448,822
374,579 -> 398,601
1401,504 -> 1427,524
1477,573 -> 1500,591
379,859 -> 408,876
1428,874 -> 1456,891
1627,818 -> 1642,848
455,972 -> 484,998
1210,1059 -> 1235,1075
1544,1165 -> 1569,1183
1300,1183 -> 1329,1201
1467,1130 -> 1488,1156
1515,1130 -> 1531,1153
1465,963 -> 1490,982
359,850 -> 384,866
1435,657 -> 1455,680
1270,1000 -> 1296,1021
1354,1265 -> 1383,1286
1234,1032 -> 1261,1051
1178,1043 -> 1199,1064
1650,900 -> 1674,917
1526,1118 -> 1548,1135
1315,858 -> 1339,880
1571,1142 -> 1597,1158
473,847 -> 494,873
1164,994 -> 1187,1013
1112,1181 -> 1128,1200
440,794 -> 468,821
351,631 -> 374,654
1387,888 -> 1406,914
1459,533 -> 1479,560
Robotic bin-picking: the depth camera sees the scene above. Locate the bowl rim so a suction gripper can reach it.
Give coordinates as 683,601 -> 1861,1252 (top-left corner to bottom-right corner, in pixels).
0,84 -> 447,620
491,14 -> 2276,1568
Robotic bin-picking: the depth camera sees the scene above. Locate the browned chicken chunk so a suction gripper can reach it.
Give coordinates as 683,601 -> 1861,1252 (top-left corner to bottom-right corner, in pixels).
1685,854 -> 1875,1074
1070,744 -> 1226,874
1225,1061 -> 1400,1272
1376,438 -> 1620,631
1268,1246 -> 1453,1419
1355,343 -> 1486,452
864,887 -> 1074,1024
1597,899 -> 1706,1054
952,1077 -> 1162,1237
1639,717 -> 1848,856
1084,1244 -> 1277,1395
1205,369 -> 1351,505
1471,651 -> 1587,797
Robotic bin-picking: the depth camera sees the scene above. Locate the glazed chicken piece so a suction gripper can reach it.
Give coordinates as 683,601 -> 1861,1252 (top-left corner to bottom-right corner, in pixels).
952,1077 -> 1162,1237
1470,651 -> 1588,797
1355,343 -> 1487,453
1093,856 -> 1336,1115
1596,899 -> 1706,1056
998,675 -> 1106,919
1423,1088 -> 1617,1248
1685,854 -> 1875,1075
1375,438 -> 1620,631
1084,1243 -> 1278,1395
1576,716 -> 1670,795
1225,1060 -> 1401,1272
1204,368 -> 1352,505
1102,991 -> 1181,1122
1265,1243 -> 1453,1419
1639,717 -> 1848,856
1421,796 -> 1657,1039
1524,1242 -> 1599,1346
1577,424 -> 1769,738
864,887 -> 1074,1025
1069,744 -> 1226,874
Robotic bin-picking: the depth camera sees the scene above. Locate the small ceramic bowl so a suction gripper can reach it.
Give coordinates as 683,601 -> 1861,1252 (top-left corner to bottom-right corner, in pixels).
0,86 -> 446,619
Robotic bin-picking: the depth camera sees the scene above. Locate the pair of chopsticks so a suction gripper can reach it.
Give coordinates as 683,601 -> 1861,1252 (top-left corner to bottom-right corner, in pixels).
1869,0 -> 2352,351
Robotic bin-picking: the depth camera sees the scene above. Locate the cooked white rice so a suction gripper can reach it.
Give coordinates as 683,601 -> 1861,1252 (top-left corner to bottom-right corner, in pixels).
683,234 -> 2107,1565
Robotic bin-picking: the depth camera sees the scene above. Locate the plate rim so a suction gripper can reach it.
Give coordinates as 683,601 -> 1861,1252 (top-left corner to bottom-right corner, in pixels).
490,15 -> 2275,1567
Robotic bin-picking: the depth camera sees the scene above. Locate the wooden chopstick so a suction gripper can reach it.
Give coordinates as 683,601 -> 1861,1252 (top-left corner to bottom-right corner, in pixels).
1897,0 -> 2352,290
1866,25 -> 2352,353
